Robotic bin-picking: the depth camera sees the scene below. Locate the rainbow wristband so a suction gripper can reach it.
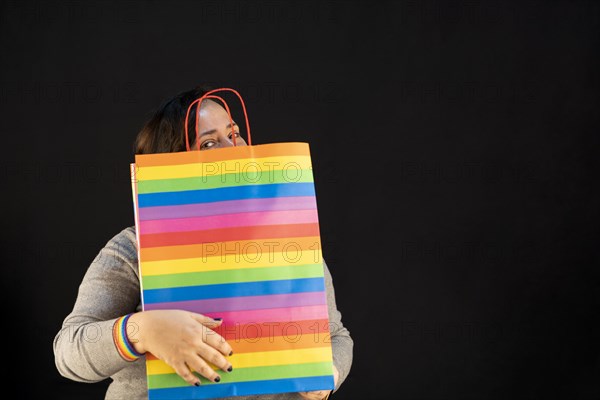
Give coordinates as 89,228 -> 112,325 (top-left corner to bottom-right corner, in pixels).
113,314 -> 143,361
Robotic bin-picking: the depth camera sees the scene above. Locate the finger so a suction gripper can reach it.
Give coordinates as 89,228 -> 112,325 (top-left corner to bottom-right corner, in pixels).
197,342 -> 233,373
172,362 -> 201,387
299,391 -> 328,400
189,312 -> 223,329
333,364 -> 339,387
186,354 -> 222,383
203,327 -> 234,356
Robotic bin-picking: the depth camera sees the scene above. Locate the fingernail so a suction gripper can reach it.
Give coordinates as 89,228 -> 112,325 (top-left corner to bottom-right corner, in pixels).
194,381 -> 201,386
214,376 -> 221,383
227,366 -> 233,372
213,317 -> 222,321
229,351 -> 233,356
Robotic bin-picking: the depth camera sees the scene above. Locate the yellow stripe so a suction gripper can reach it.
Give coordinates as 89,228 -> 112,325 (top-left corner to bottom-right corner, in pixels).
146,347 -> 333,375
140,246 -> 322,276
137,156 -> 312,181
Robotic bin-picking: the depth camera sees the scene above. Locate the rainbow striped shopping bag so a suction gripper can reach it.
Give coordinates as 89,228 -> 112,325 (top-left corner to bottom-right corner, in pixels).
130,88 -> 335,399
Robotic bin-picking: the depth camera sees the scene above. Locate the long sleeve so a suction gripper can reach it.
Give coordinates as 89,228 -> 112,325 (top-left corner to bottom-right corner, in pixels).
323,259 -> 353,392
53,227 -> 143,382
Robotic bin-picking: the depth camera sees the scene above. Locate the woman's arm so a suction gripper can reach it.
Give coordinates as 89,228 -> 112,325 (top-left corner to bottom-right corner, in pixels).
323,259 -> 353,392
53,227 -> 142,382
53,227 -> 233,387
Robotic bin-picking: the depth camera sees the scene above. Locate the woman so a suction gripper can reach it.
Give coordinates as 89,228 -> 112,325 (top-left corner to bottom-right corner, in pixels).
53,85 -> 353,400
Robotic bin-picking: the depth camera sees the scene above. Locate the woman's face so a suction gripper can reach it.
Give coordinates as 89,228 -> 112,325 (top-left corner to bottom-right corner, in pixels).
191,99 -> 248,150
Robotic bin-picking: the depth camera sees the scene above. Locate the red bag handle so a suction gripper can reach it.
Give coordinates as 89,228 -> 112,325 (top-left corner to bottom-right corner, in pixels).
184,88 -> 252,151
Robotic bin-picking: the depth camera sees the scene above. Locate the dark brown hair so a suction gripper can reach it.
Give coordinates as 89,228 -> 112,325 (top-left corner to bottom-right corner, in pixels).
133,84 -> 215,155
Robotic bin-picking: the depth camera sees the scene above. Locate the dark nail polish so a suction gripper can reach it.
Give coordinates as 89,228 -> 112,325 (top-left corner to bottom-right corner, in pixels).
227,366 -> 233,372
213,317 -> 222,321
194,382 -> 201,387
229,351 -> 233,356
214,376 -> 221,383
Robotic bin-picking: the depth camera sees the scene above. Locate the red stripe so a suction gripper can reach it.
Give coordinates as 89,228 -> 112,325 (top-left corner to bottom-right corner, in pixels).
215,318 -> 331,341
139,223 -> 320,248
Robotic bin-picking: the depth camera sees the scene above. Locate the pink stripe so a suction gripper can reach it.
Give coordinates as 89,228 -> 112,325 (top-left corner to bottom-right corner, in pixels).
139,196 -> 317,221
139,209 -> 319,235
144,292 -> 327,313
176,305 -> 329,327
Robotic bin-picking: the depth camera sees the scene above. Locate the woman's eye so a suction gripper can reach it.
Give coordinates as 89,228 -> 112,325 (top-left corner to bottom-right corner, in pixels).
229,131 -> 240,139
201,140 -> 216,150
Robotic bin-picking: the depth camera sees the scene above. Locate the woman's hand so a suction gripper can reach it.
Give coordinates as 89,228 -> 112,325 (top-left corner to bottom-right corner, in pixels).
127,310 -> 233,386
298,365 -> 339,399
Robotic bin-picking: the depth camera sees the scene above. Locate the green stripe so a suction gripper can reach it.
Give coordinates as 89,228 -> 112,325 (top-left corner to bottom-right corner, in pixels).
142,263 -> 324,289
147,361 -> 333,389
138,169 -> 314,194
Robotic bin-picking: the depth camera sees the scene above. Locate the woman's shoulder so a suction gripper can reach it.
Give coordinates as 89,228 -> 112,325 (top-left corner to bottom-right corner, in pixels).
110,225 -> 137,246
96,225 -> 138,263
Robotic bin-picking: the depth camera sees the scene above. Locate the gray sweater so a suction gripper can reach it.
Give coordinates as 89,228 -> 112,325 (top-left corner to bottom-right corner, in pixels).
53,226 -> 353,399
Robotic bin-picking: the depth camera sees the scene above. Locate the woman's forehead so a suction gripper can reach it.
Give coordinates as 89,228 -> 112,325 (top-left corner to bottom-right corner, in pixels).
197,100 -> 237,129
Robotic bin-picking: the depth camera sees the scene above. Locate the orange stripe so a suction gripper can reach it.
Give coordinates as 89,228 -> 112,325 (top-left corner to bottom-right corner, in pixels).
135,142 -> 310,167
145,329 -> 331,361
140,236 -> 321,262
140,223 -> 320,248
229,331 -> 331,354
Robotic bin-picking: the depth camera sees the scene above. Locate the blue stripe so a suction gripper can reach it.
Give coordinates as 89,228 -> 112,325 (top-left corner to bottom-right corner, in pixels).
148,375 -> 335,399
138,183 -> 315,208
143,278 -> 325,304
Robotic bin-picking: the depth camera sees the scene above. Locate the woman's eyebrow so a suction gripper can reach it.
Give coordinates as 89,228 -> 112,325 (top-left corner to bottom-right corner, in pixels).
198,122 -> 238,137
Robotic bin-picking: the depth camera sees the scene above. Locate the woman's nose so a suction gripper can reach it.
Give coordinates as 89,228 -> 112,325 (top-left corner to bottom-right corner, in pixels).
222,136 -> 247,148
221,138 -> 234,148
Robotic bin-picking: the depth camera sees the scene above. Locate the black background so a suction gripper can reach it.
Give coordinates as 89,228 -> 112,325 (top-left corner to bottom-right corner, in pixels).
1,1 -> 599,399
